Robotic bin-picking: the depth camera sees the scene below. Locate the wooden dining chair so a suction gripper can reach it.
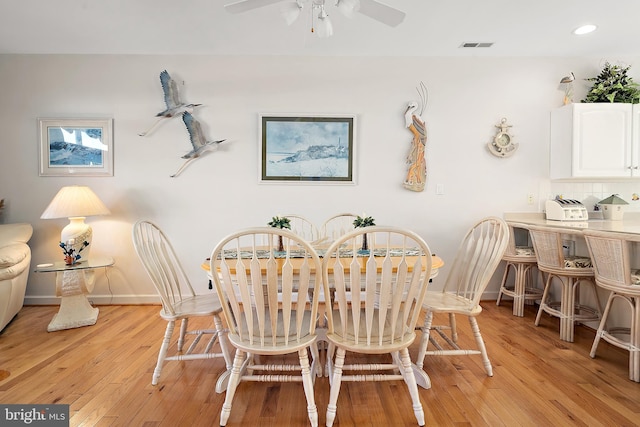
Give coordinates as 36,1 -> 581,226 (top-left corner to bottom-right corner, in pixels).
321,226 -> 433,427
131,220 -> 233,390
528,225 -> 602,342
496,222 -> 544,317
319,213 -> 358,241
283,214 -> 321,243
415,217 -> 509,386
210,227 -> 323,427
583,229 -> 640,382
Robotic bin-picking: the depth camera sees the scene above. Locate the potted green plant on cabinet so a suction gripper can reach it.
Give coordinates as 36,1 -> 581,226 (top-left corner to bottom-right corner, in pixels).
582,62 -> 640,104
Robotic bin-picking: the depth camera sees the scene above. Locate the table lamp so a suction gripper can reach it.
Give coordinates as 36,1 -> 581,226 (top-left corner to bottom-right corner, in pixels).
41,185 -> 110,262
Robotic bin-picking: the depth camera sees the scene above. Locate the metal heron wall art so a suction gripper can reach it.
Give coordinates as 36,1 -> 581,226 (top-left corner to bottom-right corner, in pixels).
170,112 -> 227,178
139,70 -> 202,137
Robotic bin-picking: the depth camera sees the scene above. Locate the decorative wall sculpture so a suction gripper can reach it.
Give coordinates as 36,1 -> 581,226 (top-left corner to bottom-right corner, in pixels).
139,70 -> 202,137
403,82 -> 428,192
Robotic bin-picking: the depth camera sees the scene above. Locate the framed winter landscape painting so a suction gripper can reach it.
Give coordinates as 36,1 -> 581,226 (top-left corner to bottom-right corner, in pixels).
38,118 -> 114,177
260,114 -> 356,183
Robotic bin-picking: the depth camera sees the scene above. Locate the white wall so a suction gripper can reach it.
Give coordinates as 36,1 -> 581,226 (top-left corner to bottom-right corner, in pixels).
1,54 -> 638,304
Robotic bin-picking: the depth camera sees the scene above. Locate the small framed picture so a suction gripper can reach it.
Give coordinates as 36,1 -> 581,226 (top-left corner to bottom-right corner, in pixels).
38,118 -> 114,177
260,114 -> 356,184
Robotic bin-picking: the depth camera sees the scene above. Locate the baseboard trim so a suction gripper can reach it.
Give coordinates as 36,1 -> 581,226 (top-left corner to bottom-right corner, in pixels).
24,294 -> 160,306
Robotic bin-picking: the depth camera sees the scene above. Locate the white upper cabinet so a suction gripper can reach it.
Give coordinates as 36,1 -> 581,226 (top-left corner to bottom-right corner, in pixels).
550,103 -> 640,179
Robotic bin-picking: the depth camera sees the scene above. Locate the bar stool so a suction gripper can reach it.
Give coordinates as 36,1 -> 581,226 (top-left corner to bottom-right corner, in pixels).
528,225 -> 602,342
583,229 -> 640,382
496,222 -> 543,317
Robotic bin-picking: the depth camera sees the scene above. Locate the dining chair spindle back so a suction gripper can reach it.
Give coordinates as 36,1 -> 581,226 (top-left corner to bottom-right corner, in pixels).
321,226 -> 433,427
132,220 -> 232,389
320,213 -> 358,241
210,227 -> 323,427
415,217 -> 509,384
283,214 -> 321,243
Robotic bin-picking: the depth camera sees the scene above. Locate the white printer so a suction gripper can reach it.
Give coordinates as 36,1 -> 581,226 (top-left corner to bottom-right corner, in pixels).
545,199 -> 589,221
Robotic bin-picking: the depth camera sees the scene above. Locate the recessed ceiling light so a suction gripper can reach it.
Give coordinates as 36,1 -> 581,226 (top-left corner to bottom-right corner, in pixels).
573,24 -> 597,35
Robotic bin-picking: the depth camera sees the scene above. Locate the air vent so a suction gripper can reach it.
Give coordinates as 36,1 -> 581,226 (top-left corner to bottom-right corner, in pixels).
460,42 -> 494,48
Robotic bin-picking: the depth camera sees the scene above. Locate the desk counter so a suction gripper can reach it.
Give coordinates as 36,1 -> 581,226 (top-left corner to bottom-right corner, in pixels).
504,212 -> 640,234
504,212 -> 640,343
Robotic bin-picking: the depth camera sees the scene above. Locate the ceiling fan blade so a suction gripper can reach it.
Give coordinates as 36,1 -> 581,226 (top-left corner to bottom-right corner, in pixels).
357,0 -> 406,27
224,0 -> 285,14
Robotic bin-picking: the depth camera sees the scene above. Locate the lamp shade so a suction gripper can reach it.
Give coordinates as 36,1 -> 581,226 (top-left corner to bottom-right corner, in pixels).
41,186 -> 110,219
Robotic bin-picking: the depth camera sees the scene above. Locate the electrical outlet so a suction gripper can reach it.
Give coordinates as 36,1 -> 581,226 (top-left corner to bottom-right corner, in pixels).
527,193 -> 535,205
436,184 -> 444,195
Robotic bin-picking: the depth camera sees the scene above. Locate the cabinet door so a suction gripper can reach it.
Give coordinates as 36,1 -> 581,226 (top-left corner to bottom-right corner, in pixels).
550,104 -> 636,179
572,104 -> 632,177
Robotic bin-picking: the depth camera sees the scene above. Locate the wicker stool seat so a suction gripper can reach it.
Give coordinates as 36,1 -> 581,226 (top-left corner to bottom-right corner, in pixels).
497,223 -> 543,317
584,230 -> 640,382
528,225 -> 602,342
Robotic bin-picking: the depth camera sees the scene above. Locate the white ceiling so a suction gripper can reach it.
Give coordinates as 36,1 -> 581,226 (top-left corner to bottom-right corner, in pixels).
1,0 -> 639,57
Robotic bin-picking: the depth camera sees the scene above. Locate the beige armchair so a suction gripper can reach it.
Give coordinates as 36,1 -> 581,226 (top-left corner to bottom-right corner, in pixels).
0,223 -> 33,332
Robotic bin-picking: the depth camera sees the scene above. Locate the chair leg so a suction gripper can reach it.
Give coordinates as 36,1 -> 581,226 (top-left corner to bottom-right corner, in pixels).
298,348 -> 319,427
496,262 -> 512,306
326,347 -> 346,427
524,266 -> 544,307
535,275 -> 553,326
177,318 -> 188,351
561,277 -> 575,342
415,310 -> 434,370
590,291 -> 614,358
587,279 -> 604,319
469,316 -> 492,377
449,313 -> 458,342
325,343 -> 335,380
215,316 -> 233,367
399,347 -> 425,426
220,349 -> 247,427
152,320 -> 175,386
309,341 -> 321,381
315,325 -> 328,378
512,263 -> 526,317
214,314 -> 233,394
632,297 -> 640,382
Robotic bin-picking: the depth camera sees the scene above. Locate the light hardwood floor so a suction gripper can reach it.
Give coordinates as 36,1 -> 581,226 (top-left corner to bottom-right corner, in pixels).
1,301 -> 638,426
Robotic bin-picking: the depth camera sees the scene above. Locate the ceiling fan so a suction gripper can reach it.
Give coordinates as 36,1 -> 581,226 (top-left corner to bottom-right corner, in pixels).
224,0 -> 406,37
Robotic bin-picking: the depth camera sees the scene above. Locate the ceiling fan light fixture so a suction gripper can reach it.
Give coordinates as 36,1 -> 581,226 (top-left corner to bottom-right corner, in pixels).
336,0 -> 360,18
281,1 -> 303,25
225,0 -> 406,36
316,12 -> 333,37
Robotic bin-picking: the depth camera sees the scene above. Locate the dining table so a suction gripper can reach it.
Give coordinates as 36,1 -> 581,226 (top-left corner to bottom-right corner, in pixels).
201,248 -> 443,276
201,247 -> 444,390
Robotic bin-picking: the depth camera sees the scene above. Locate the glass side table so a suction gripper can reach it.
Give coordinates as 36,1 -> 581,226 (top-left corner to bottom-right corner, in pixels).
34,256 -> 114,332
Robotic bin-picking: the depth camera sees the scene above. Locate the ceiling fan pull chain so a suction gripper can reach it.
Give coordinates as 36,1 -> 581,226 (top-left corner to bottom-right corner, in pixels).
310,3 -> 315,33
